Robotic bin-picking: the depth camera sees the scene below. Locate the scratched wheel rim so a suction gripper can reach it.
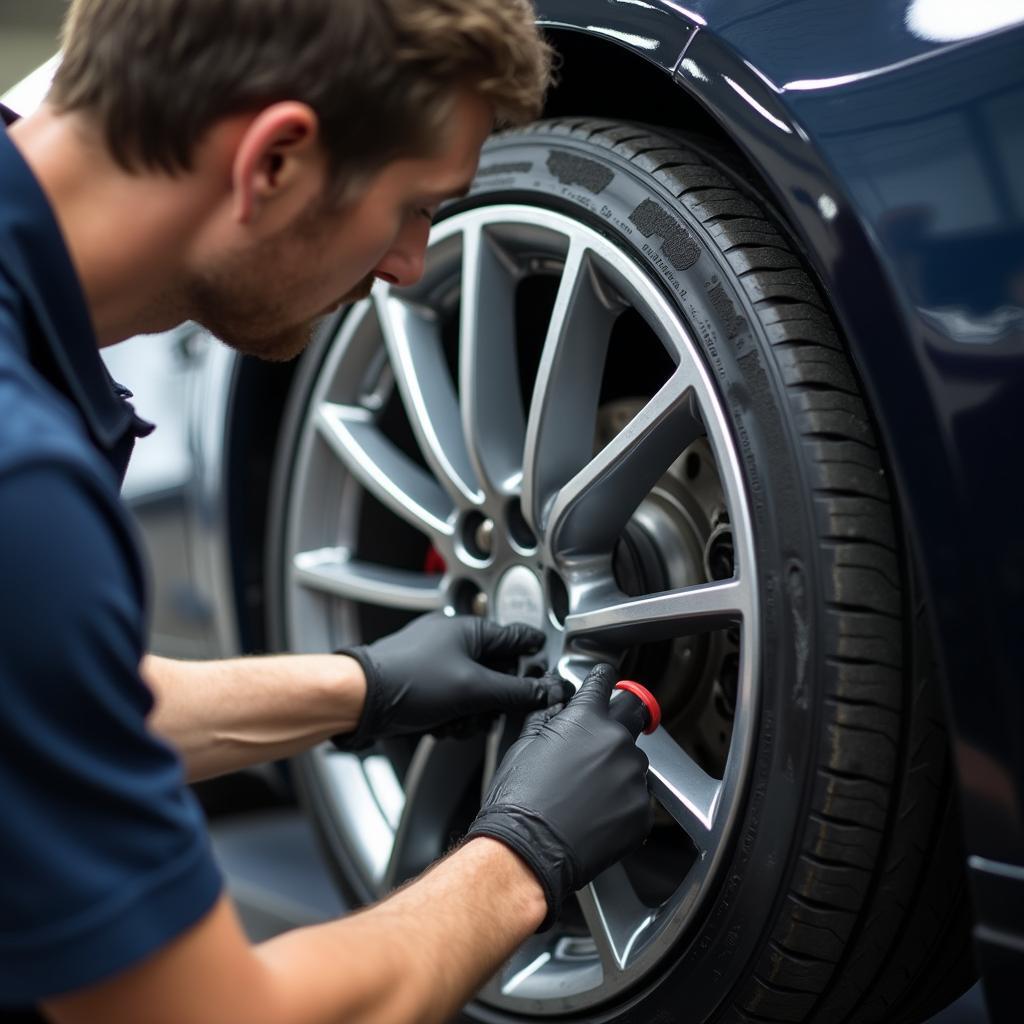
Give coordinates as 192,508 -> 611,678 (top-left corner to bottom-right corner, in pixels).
282,205 -> 760,1015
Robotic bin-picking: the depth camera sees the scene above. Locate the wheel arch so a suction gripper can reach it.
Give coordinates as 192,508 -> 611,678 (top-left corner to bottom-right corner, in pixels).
539,24 -> 929,494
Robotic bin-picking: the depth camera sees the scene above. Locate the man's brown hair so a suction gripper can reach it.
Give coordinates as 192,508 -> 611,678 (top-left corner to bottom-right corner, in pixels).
50,0 -> 552,186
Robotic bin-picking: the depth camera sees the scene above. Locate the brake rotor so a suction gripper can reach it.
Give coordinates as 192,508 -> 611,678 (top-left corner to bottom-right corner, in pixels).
597,399 -> 738,778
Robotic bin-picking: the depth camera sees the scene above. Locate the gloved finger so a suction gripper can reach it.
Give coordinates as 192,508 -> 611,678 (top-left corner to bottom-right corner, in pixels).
570,662 -> 618,710
430,712 -> 493,739
520,703 -> 562,738
475,620 -> 546,663
533,670 -> 573,706
546,675 -> 574,705
478,669 -> 565,711
496,706 -> 558,762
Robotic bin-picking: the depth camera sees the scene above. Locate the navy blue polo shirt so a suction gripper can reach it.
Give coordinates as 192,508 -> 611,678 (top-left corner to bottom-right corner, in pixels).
0,107 -> 222,1008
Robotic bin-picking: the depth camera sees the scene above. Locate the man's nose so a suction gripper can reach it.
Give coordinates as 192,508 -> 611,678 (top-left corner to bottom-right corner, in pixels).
375,217 -> 431,288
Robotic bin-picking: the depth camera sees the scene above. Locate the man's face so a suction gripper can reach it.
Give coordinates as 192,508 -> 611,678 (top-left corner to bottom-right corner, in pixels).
186,90 -> 492,361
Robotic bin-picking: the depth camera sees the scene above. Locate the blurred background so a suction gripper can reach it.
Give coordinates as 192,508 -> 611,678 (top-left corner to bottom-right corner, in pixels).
1,0 -> 65,93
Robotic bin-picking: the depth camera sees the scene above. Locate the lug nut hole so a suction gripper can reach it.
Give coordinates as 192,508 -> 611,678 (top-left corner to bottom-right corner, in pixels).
461,512 -> 495,560
704,526 -> 735,581
452,579 -> 487,616
507,498 -> 537,552
546,570 -> 569,627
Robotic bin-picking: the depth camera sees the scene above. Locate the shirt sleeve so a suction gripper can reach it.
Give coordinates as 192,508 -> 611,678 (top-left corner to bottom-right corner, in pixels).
0,462 -> 222,1006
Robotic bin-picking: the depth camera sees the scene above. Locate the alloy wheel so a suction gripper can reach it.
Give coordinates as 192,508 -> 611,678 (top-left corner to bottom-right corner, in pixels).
281,205 -> 759,1015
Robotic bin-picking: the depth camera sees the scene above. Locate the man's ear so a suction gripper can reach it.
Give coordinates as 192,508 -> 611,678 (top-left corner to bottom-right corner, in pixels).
231,102 -> 321,225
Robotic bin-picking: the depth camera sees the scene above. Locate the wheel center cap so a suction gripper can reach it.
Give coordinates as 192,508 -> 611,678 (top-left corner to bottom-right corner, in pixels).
493,565 -> 546,631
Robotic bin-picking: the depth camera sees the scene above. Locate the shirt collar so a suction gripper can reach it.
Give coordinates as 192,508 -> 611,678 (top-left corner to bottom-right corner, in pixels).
0,104 -> 136,450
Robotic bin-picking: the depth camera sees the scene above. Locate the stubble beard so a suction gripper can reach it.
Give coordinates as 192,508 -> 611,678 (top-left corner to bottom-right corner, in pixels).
188,276 -> 376,363
185,267 -> 377,364
185,200 -> 376,363
185,271 -> 318,363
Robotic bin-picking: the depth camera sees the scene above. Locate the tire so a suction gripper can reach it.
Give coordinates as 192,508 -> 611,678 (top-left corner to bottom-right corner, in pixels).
268,119 -> 974,1022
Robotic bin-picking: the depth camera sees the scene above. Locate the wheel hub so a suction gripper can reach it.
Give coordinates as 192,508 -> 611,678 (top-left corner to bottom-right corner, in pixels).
493,565 -> 546,631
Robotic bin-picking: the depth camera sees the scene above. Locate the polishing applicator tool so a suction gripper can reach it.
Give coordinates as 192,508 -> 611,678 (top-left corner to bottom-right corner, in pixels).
608,680 -> 661,740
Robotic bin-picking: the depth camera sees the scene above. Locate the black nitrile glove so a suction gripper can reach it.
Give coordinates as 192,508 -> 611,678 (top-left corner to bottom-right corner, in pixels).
466,663 -> 654,930
333,613 -> 571,749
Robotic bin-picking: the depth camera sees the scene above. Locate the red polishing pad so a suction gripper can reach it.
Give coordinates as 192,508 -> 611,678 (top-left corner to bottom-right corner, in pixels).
614,680 -> 661,735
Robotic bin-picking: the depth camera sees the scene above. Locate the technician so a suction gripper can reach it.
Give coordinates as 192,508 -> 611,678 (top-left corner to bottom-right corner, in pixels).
0,1 -> 653,1022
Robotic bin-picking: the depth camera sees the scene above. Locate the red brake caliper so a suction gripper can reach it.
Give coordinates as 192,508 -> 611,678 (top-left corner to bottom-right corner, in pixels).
423,547 -> 446,575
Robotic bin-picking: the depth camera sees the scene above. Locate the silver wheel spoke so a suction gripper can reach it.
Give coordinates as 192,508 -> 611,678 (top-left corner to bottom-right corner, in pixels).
460,225 -> 525,498
481,934 -> 570,1001
523,242 -> 622,537
316,402 -> 453,542
565,578 -> 749,646
640,727 -> 720,842
374,290 -> 482,507
383,734 -> 486,891
293,547 -> 444,612
547,369 -> 703,558
577,863 -> 657,973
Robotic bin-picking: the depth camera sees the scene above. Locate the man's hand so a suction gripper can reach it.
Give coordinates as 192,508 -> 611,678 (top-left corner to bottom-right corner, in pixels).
467,663 -> 654,928
336,613 -> 570,748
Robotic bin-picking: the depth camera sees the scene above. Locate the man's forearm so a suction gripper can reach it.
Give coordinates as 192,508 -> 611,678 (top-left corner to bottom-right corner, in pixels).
44,838 -> 547,1024
143,654 -> 366,780
257,837 -> 547,1023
